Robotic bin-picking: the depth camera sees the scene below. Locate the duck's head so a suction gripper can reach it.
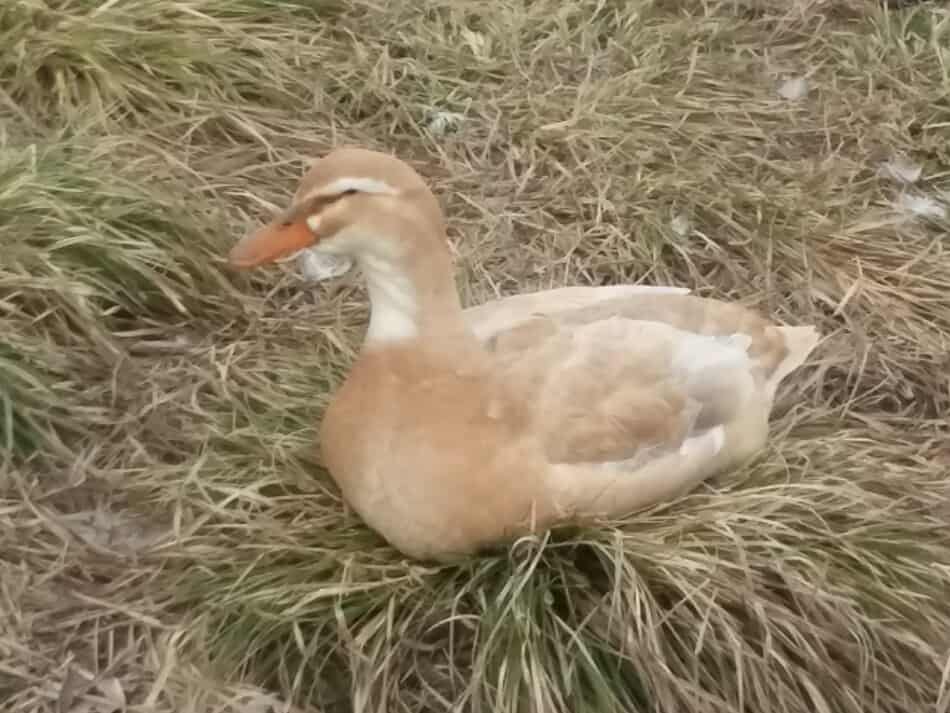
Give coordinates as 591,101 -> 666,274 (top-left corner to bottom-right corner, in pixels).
228,147 -> 446,271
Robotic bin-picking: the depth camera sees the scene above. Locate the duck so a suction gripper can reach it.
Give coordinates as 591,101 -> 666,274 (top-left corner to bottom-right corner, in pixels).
228,146 -> 820,562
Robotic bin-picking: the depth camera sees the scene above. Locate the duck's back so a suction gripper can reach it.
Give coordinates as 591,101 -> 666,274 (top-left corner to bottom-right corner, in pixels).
468,286 -> 819,403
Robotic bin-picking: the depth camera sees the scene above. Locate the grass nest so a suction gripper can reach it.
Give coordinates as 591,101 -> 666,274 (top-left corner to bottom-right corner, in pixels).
2,1 -> 949,712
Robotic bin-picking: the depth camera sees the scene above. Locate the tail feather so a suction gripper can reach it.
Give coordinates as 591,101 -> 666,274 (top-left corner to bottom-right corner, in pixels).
765,325 -> 821,398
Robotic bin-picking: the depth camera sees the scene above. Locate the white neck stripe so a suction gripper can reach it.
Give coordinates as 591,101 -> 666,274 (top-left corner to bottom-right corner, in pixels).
360,254 -> 419,343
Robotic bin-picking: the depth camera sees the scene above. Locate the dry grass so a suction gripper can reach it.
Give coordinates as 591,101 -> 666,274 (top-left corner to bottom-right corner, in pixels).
3,0 -> 950,711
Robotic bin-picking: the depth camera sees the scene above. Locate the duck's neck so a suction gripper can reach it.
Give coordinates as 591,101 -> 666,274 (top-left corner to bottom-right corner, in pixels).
358,242 -> 471,350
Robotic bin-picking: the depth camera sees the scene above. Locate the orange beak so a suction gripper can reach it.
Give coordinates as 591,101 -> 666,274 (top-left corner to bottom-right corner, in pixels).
228,218 -> 315,269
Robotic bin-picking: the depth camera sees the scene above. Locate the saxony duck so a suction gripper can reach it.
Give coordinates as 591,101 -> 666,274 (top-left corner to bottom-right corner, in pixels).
228,147 -> 820,561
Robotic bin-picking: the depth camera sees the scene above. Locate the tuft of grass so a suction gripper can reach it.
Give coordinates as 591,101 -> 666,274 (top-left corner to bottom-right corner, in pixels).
0,0 -> 343,125
0,135 -> 242,327
0,341 -> 50,458
164,417 -> 949,712
3,1 -> 950,712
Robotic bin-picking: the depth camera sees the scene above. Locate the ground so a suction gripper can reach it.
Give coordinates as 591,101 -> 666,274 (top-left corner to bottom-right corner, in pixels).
2,1 -> 949,712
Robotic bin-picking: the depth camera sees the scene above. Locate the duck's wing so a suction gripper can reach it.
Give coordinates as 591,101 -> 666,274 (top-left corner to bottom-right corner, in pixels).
480,291 -> 820,520
492,315 -> 757,468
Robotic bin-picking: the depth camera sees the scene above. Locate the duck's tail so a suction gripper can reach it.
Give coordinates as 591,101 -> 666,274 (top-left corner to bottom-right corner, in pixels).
763,325 -> 821,401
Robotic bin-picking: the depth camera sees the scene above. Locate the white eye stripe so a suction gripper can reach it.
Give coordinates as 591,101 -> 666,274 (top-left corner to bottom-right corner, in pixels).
300,177 -> 398,202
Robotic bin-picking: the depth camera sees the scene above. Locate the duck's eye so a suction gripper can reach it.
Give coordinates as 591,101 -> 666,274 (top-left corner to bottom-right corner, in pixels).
341,189 -> 358,196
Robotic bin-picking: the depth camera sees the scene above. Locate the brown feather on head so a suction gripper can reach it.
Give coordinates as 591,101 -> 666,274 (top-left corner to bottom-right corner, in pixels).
228,146 -> 444,270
